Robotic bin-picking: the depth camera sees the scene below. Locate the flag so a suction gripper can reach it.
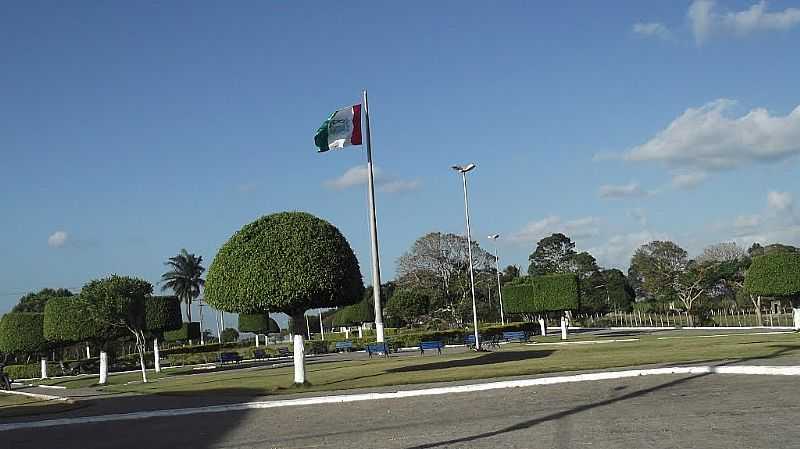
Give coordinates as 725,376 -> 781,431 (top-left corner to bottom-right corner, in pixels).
315,104 -> 362,152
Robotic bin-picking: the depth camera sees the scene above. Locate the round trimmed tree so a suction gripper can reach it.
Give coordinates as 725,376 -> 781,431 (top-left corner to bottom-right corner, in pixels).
205,212 -> 363,383
0,312 -> 49,378
503,274 -> 580,339
145,296 -> 182,372
745,252 -> 800,330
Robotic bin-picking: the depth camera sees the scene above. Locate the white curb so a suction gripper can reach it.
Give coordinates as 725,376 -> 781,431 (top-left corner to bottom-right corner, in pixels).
2,364 -> 799,432
0,389 -> 68,402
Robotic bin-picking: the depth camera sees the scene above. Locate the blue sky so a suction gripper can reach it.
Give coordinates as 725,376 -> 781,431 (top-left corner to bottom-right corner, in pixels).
2,1 -> 800,318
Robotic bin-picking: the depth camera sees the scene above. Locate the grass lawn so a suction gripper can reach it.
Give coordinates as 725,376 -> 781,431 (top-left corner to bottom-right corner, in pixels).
96,331 -> 799,397
0,393 -> 81,418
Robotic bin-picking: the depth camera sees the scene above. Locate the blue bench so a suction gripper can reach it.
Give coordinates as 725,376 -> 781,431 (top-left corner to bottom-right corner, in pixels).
366,342 -> 390,358
502,331 -> 528,343
419,340 -> 444,355
464,333 -> 498,350
277,347 -> 290,358
219,352 -> 242,364
464,333 -> 480,348
335,341 -> 354,352
253,349 -> 268,359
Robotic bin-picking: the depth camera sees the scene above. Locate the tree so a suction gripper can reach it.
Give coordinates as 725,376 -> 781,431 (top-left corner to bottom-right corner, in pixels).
385,289 -> 430,326
528,233 -> 576,275
601,269 -> 635,312
220,328 -> 239,343
503,274 -> 580,339
160,249 -> 206,322
0,313 -> 49,377
628,241 -> 688,302
238,313 -> 280,334
204,212 -> 363,384
44,296 -> 103,367
745,252 -> 800,330
697,242 -> 746,264
144,296 -> 182,373
673,261 -> 726,326
79,276 -> 153,383
501,265 -> 520,283
12,288 -> 73,313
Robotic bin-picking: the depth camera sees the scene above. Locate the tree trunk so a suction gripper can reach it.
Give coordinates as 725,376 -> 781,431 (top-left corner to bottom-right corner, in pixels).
750,295 -> 763,326
186,298 -> 192,322
99,350 -> 108,385
560,315 -> 568,340
40,357 -> 48,379
291,312 -> 307,385
539,316 -> 547,336
358,325 -> 363,339
85,343 -> 91,359
793,307 -> 800,331
255,334 -> 260,347
153,339 -> 161,374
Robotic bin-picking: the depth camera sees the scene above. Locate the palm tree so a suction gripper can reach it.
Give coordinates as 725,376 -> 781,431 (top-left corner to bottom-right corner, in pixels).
161,249 -> 205,321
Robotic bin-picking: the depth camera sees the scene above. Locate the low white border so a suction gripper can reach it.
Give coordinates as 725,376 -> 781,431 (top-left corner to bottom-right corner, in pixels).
0,389 -> 68,402
2,364 -> 799,432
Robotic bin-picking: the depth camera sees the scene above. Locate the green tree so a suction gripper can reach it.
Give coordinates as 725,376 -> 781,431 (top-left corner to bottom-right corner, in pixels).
221,328 -> 239,343
628,241 -> 688,303
385,289 -> 430,326
528,233 -> 576,275
144,296 -> 182,373
204,212 -> 363,383
745,252 -> 800,330
160,249 -> 206,322
501,265 -> 520,283
79,276 -> 153,383
12,288 -> 73,313
601,269 -> 635,312
0,313 -> 46,363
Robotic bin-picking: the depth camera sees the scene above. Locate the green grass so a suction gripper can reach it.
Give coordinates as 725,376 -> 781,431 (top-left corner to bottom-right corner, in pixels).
0,393 -> 47,408
99,331 -> 799,397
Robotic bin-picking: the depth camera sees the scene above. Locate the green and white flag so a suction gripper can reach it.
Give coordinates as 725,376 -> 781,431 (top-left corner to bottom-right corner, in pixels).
314,104 -> 362,152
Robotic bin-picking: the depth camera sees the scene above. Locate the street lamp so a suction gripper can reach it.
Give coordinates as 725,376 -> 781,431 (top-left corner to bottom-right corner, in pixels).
488,234 -> 505,325
452,163 -> 481,350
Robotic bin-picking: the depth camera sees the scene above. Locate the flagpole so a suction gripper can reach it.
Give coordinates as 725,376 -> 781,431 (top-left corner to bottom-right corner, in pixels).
363,89 -> 385,343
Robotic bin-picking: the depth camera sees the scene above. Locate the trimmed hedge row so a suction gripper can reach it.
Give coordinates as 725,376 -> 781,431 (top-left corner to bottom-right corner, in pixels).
4,362 -> 65,380
0,313 -> 46,354
238,313 -> 280,334
386,322 -> 541,348
43,296 -> 102,343
145,296 -> 183,334
503,274 -> 580,313
745,252 -> 800,296
164,322 -> 201,342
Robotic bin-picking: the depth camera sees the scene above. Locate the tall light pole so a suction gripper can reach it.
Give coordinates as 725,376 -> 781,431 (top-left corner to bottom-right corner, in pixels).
452,163 -> 481,351
488,234 -> 505,325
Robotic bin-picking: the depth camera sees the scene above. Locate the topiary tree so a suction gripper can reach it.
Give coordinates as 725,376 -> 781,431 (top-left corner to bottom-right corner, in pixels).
221,328 -> 240,343
145,296 -> 182,373
745,252 -> 800,330
163,322 -> 201,342
0,313 -> 49,378
79,275 -> 153,384
503,274 -> 580,339
44,296 -> 102,364
205,211 -> 363,383
385,289 -> 430,327
238,313 -> 280,347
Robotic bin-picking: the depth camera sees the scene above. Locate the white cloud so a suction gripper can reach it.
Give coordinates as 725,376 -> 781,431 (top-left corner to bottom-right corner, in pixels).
598,182 -> 643,198
48,231 -> 68,248
734,214 -> 761,229
625,100 -> 800,172
688,0 -> 800,44
324,165 -> 420,193
632,22 -> 671,40
767,190 -> 793,211
588,230 -> 670,269
509,215 -> 600,243
671,171 -> 708,189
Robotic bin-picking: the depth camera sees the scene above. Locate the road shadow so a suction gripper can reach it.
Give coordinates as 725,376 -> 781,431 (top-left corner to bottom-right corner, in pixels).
388,350 -> 554,373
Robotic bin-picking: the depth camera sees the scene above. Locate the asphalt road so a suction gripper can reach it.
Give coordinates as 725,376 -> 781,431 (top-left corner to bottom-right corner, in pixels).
4,372 -> 799,449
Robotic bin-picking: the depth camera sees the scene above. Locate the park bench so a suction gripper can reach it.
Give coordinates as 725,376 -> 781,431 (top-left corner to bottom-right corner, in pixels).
218,352 -> 243,365
366,342 -> 390,358
277,347 -> 291,358
335,341 -> 354,352
465,333 -> 499,350
419,340 -> 444,355
253,349 -> 268,360
502,331 -> 528,343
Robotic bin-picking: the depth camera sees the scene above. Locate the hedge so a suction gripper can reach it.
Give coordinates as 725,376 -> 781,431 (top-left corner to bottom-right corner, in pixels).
0,313 -> 46,355
145,296 -> 183,333
745,252 -> 800,297
238,313 -> 280,334
164,322 -> 201,342
331,300 -> 373,327
4,362 -> 65,380
386,322 -> 540,348
502,274 -> 580,313
43,296 -> 102,344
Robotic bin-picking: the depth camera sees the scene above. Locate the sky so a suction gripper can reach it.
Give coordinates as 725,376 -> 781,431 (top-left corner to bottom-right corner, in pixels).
2,1 -> 800,319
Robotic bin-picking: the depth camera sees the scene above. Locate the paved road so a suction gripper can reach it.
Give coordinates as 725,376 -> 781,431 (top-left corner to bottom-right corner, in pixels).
4,372 -> 799,449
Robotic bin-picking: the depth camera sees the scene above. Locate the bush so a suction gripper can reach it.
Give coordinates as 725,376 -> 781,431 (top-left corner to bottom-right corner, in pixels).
43,296 -> 101,344
745,252 -> 800,296
4,362 -> 65,380
0,313 -> 46,355
145,296 -> 183,334
221,328 -> 239,343
238,314 -> 280,334
503,274 -> 580,313
164,322 -> 201,342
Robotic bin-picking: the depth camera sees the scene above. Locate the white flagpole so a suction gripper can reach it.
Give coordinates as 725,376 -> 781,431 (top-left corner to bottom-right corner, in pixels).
362,89 -> 385,343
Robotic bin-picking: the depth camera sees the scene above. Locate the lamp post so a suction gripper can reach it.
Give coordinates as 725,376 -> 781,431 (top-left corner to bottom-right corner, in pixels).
452,163 -> 481,350
488,234 -> 505,325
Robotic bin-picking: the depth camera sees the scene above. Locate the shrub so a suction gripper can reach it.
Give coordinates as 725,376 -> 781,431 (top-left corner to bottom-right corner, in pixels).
4,362 -> 65,380
745,252 -> 800,297
164,322 -> 201,342
221,328 -> 239,343
238,313 -> 280,334
145,296 -> 183,334
503,274 -> 580,313
0,313 -> 47,355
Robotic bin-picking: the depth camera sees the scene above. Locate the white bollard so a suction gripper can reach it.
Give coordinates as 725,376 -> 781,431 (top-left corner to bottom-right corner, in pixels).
293,334 -> 305,384
345,328 -> 350,339
793,307 -> 800,331
255,334 -> 260,347
40,357 -> 48,379
539,317 -> 547,336
99,350 -> 108,384
560,316 -> 567,340
85,343 -> 91,359
153,339 -> 161,373
358,325 -> 363,339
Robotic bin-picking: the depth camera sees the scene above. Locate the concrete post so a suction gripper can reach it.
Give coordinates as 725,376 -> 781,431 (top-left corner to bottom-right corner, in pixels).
293,335 -> 305,384
345,328 -> 350,339
99,351 -> 108,384
85,343 -> 91,359
793,307 -> 800,331
539,317 -> 547,336
560,316 -> 567,340
358,325 -> 363,339
40,357 -> 48,379
255,334 -> 260,347
153,339 -> 161,373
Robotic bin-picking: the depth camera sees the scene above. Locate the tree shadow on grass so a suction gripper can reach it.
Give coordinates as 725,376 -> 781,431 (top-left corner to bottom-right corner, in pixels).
387,350 -> 554,373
